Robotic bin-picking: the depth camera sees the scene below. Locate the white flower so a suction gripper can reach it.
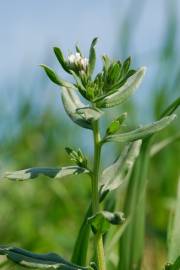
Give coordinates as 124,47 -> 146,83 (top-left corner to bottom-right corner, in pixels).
80,57 -> 89,70
68,54 -> 76,64
68,53 -> 89,72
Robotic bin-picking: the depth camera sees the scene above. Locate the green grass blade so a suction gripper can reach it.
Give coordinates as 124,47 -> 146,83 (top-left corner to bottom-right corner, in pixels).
118,139 -> 150,270
150,132 -> 180,157
168,180 -> 180,263
160,97 -> 180,118
71,205 -> 91,266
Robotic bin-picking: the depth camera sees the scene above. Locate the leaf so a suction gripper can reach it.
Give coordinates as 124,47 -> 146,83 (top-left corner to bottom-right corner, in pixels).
118,140 -> 150,270
88,211 -> 125,234
95,67 -> 146,108
102,55 -> 111,72
88,38 -> 98,76
168,180 -> 180,263
4,166 -> 89,181
122,57 -> 131,74
100,140 -> 142,196
104,114 -> 176,143
160,96 -> 180,118
65,147 -> 88,168
150,132 -> 180,157
108,63 -> 121,82
165,256 -> 180,270
106,113 -> 127,135
53,47 -> 70,73
61,88 -> 103,129
105,218 -> 130,256
75,44 -> 82,55
76,107 -> 103,121
0,246 -> 90,269
71,205 -> 91,266
40,65 -> 74,88
118,97 -> 179,270
70,70 -> 86,93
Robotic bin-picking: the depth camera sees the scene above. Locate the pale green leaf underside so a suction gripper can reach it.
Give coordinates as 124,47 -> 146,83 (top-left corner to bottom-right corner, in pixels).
100,140 -> 142,194
4,166 -> 89,181
96,67 -> 146,108
0,246 -> 90,269
62,88 -> 103,129
105,114 -> 176,143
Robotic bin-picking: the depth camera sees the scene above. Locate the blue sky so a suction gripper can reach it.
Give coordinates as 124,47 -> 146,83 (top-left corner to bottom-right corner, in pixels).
0,0 -> 179,120
1,0 -> 175,79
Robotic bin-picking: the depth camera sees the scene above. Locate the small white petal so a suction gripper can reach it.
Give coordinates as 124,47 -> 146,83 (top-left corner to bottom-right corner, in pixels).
68,54 -> 76,63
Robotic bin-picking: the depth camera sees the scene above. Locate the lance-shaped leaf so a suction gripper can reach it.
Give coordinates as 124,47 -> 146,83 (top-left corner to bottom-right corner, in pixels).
53,47 -> 70,74
104,114 -> 176,143
95,67 -> 146,108
0,246 -> 91,269
122,57 -> 131,74
4,166 -> 89,181
100,140 -> 142,196
88,37 -> 98,76
40,65 -> 74,88
61,88 -> 103,129
160,96 -> 180,118
88,211 -> 125,235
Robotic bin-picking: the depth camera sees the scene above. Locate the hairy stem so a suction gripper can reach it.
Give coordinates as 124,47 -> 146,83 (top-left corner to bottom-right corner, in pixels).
92,120 -> 106,270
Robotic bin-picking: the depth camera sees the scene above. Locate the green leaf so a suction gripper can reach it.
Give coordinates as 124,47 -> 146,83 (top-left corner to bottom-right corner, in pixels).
118,140 -> 150,270
108,63 -> 121,82
61,88 -> 103,129
4,166 -> 89,181
88,211 -> 125,234
88,38 -> 98,76
122,57 -> 131,75
71,205 -> 91,266
102,55 -> 111,73
70,70 -> 86,93
168,180 -> 180,263
95,67 -> 146,108
104,114 -> 176,143
76,107 -> 103,121
65,147 -> 88,168
160,96 -> 180,118
75,44 -> 82,55
40,65 -> 74,88
53,47 -> 70,73
0,246 -> 90,269
100,140 -> 142,196
106,113 -> 127,135
165,256 -> 180,270
150,132 -> 180,157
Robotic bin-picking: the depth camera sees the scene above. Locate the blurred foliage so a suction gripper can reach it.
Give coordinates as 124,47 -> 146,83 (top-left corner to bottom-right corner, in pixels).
0,0 -> 179,269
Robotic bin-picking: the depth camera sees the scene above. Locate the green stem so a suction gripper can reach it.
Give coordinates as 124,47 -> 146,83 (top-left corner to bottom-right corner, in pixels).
92,120 -> 106,270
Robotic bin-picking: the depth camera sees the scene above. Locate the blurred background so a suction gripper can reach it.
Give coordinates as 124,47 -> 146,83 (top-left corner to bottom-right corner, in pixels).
0,0 -> 179,269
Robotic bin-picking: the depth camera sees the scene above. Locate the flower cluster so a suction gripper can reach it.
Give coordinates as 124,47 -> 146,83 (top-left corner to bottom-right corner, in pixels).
41,38 -> 142,107
68,53 -> 89,73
